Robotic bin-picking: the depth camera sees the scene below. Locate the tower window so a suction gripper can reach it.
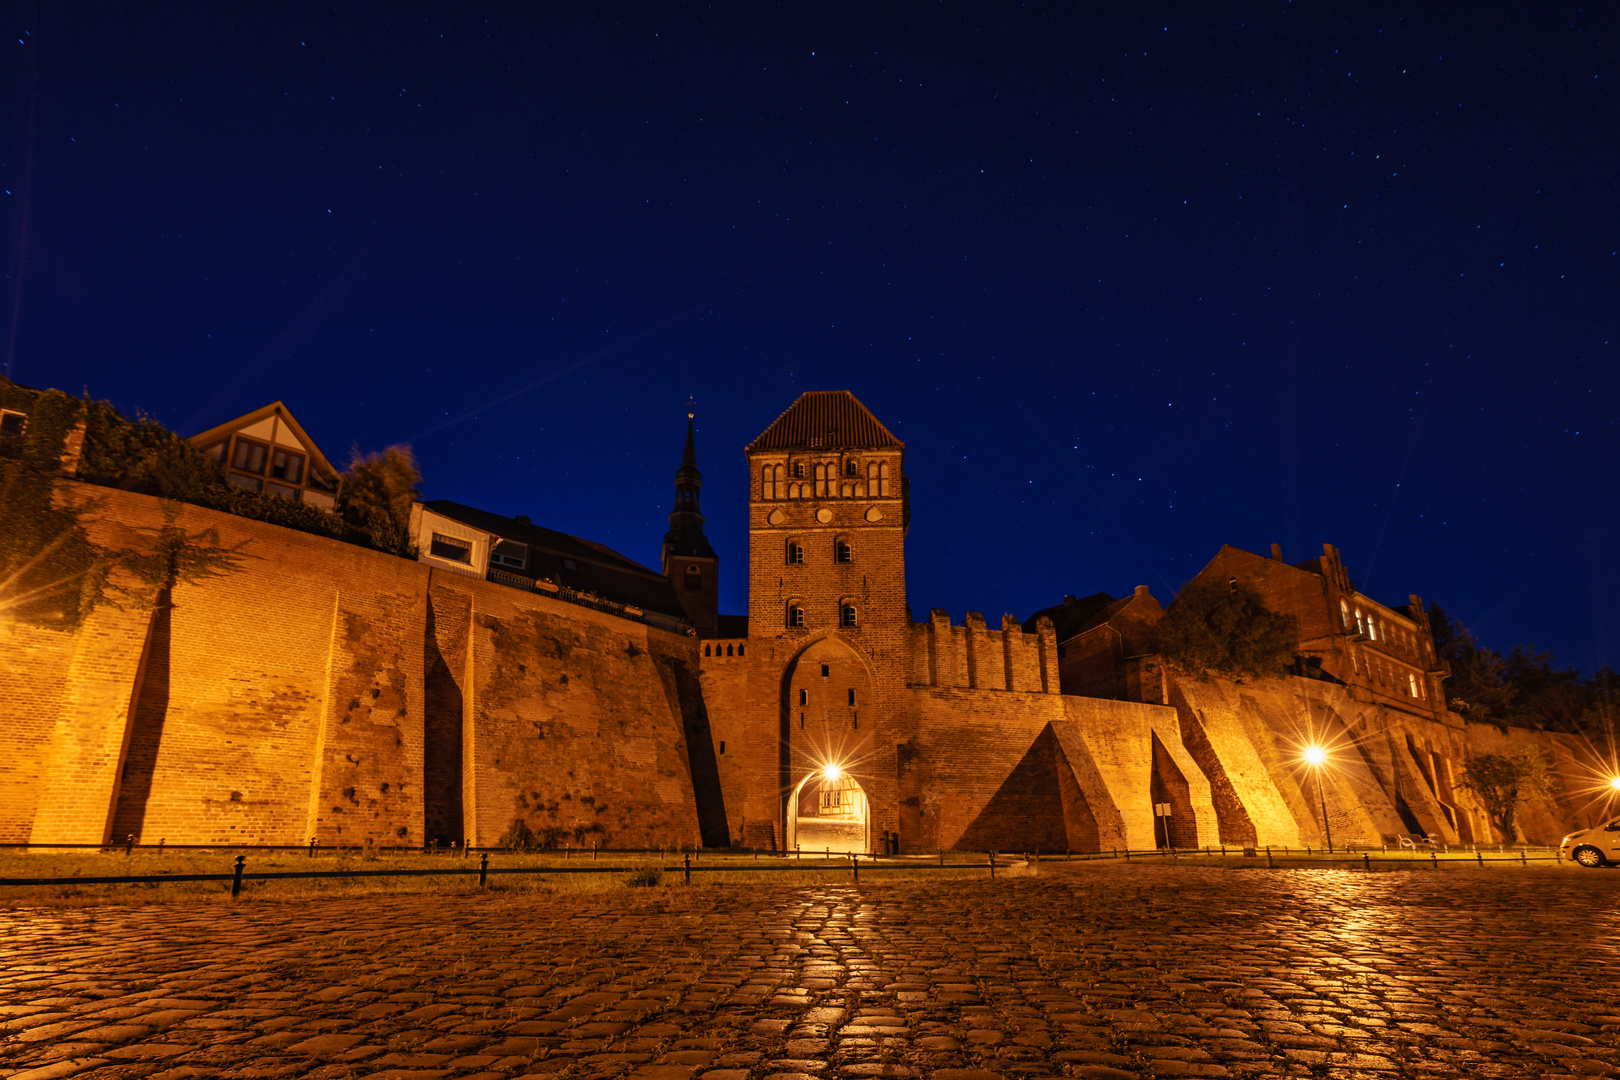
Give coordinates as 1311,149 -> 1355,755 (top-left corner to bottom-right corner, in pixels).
719,741 -> 725,754
737,644 -> 744,656
704,644 -> 711,657
793,462 -> 804,479
1340,599 -> 1350,631
847,688 -> 856,706
685,564 -> 703,590
821,664 -> 830,677
788,604 -> 805,628
787,541 -> 804,564
799,689 -> 808,706
835,541 -> 852,563
845,459 -> 859,477
841,604 -> 857,627
726,644 -> 734,656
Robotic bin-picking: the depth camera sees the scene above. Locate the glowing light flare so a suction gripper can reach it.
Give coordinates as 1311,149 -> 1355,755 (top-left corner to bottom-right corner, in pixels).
1303,745 -> 1327,767
1609,776 -> 1620,792
823,763 -> 843,782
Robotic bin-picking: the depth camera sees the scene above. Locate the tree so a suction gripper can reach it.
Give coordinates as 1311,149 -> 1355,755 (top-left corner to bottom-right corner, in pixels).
1457,748 -> 1554,843
337,445 -> 421,556
1160,579 -> 1299,680
1427,600 -> 1515,726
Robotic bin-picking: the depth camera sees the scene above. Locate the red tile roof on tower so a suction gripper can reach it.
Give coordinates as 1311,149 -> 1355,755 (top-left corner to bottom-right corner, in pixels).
746,390 -> 904,452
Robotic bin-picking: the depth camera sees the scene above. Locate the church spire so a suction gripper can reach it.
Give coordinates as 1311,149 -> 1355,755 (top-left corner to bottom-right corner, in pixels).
662,404 -> 719,634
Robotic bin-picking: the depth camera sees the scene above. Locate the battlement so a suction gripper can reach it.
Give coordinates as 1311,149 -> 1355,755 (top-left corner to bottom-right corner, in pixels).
909,609 -> 1059,694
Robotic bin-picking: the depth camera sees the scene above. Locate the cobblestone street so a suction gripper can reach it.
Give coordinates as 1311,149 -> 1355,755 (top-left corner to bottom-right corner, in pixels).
1,863 -> 1616,1080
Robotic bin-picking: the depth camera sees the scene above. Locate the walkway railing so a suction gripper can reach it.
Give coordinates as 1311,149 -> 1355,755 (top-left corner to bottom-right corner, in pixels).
0,850 -> 1003,897
484,568 -> 690,635
1012,843 -> 1564,869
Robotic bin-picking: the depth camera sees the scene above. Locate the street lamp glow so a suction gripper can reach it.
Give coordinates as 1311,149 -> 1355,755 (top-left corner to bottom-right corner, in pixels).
1303,745 -> 1327,766
1608,776 -> 1620,792
823,763 -> 843,782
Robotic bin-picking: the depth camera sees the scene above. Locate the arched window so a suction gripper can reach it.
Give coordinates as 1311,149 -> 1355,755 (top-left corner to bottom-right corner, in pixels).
726,644 -> 734,656
684,565 -> 703,591
704,644 -> 711,657
1340,599 -> 1350,631
799,688 -> 808,706
786,540 -> 804,564
814,463 -> 828,498
834,539 -> 852,564
763,465 -> 781,501
1354,608 -> 1365,636
737,643 -> 744,656
1408,673 -> 1418,697
788,603 -> 805,628
840,482 -> 853,497
879,461 -> 890,496
840,603 -> 857,627
845,459 -> 859,477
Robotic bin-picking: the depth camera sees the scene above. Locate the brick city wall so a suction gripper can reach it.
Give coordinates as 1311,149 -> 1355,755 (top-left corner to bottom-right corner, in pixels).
2,483 -> 714,848
1166,673 -> 1591,847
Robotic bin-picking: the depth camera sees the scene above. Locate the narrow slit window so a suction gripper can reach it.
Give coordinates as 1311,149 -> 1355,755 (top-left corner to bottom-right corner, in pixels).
847,688 -> 856,706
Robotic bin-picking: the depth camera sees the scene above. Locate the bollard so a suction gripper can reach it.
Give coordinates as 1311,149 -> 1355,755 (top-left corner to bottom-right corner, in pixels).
684,853 -> 692,886
1124,847 -> 1131,862
1220,844 -> 1225,857
851,854 -> 859,884
231,854 -> 246,897
939,849 -> 944,866
1066,847 -> 1071,862
593,842 -> 599,862
309,837 -> 318,858
1265,846 -> 1273,869
566,845 -> 571,860
1430,851 -> 1438,871
1520,850 -> 1527,866
479,853 -> 489,888
989,851 -> 997,880
125,834 -> 136,856
465,838 -> 473,858
1363,852 -> 1371,872
1477,850 -> 1485,868
157,838 -> 165,856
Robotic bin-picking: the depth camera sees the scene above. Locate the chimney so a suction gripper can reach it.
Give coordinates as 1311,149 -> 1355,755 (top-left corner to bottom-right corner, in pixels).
1270,543 -> 1283,562
1062,595 -> 1076,606
1134,585 -> 1149,597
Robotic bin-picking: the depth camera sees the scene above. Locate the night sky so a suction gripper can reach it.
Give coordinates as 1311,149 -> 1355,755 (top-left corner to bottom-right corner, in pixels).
4,6 -> 1615,671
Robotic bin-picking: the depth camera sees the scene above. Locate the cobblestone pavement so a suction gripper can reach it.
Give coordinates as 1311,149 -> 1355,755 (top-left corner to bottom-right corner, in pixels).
2,863 -> 1618,1080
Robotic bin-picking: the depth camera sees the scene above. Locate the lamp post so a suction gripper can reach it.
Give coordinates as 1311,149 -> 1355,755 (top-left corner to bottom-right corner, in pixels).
1304,745 -> 1332,853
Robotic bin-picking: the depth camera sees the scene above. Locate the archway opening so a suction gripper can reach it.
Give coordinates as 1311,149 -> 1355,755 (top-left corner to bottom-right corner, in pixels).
787,766 -> 869,854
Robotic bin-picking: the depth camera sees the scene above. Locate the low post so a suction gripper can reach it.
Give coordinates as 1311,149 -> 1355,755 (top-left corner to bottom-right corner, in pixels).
1520,850 -> 1527,866
1124,847 -> 1131,862
1477,850 -> 1485,868
464,837 -> 472,858
593,842 -> 599,862
684,853 -> 691,886
1363,852 -> 1371,872
1430,851 -> 1438,870
309,837 -> 317,858
479,853 -> 489,888
1265,846 -> 1273,869
157,838 -> 165,856
231,854 -> 246,898
125,834 -> 136,856
851,854 -> 859,884
938,849 -> 944,866
989,851 -> 997,880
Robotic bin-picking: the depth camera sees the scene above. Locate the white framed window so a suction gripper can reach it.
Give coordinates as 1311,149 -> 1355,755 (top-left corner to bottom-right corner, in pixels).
840,603 -> 857,627
491,540 -> 528,570
788,603 -> 805,628
835,540 -> 852,563
787,540 -> 804,564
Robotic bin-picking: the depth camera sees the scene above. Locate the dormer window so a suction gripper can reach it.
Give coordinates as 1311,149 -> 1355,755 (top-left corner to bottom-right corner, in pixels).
1,410 -> 28,438
491,540 -> 528,570
270,449 -> 305,484
430,533 -> 472,564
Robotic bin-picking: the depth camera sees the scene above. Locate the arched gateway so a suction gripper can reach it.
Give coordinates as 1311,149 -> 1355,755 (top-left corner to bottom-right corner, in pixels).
780,635 -> 874,852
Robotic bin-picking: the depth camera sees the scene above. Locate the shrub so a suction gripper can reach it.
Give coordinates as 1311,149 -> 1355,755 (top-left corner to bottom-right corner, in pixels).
624,866 -> 663,888
498,818 -> 541,851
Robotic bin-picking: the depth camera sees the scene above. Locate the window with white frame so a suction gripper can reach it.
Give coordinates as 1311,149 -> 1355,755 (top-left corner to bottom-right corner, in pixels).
430,533 -> 473,564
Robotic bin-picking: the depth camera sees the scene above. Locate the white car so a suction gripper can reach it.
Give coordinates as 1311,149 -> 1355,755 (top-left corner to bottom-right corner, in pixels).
1561,818 -> 1620,867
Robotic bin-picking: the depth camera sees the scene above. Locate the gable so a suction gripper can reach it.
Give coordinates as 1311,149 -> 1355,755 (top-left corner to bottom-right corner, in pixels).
747,391 -> 903,452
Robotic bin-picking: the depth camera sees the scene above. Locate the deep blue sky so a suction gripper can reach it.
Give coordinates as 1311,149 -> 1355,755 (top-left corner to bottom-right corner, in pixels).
4,5 -> 1615,671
